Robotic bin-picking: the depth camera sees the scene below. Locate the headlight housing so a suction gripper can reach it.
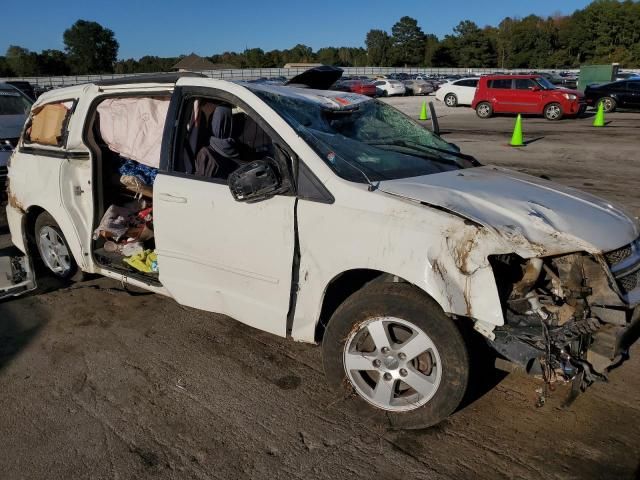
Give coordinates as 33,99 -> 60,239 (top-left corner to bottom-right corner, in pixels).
563,93 -> 578,101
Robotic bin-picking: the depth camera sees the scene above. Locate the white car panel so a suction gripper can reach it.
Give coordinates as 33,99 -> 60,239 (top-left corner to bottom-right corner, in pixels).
154,174 -> 296,337
374,80 -> 406,96
435,78 -> 479,106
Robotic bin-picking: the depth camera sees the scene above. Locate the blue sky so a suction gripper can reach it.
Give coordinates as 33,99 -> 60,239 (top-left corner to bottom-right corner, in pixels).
1,0 -> 594,59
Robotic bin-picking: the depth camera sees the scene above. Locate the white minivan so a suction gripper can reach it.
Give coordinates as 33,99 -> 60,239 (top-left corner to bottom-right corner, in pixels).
3,70 -> 640,429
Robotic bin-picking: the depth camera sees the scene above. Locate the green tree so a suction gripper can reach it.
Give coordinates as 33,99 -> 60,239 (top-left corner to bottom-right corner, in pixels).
390,16 -> 425,66
63,20 -> 119,74
0,57 -> 12,76
244,48 -> 267,68
138,56 -> 176,73
452,20 -> 497,67
423,34 -> 440,67
37,49 -> 69,75
283,44 -> 315,64
365,29 -> 392,66
431,36 -> 458,67
264,50 -> 282,67
5,45 -> 38,76
316,47 -> 339,65
114,58 -> 138,74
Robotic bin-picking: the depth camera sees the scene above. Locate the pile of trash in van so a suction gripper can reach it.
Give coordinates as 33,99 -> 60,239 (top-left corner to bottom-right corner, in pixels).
94,201 -> 157,274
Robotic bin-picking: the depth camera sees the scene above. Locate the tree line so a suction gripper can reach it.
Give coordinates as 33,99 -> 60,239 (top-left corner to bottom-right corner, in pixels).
2,0 -> 639,77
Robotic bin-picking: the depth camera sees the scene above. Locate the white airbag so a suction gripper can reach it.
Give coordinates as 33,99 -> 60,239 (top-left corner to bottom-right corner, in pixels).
97,97 -> 169,168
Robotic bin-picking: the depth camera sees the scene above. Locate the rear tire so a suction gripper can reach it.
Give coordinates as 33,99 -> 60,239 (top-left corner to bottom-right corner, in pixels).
475,102 -> 493,118
544,102 -> 563,121
598,96 -> 616,113
444,93 -> 458,107
322,282 -> 470,430
34,212 -> 79,280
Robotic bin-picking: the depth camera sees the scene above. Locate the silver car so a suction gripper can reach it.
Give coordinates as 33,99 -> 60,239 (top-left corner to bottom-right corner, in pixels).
403,80 -> 435,96
0,83 -> 33,190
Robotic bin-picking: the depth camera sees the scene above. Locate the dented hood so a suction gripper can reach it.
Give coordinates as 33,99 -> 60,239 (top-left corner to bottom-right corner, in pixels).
379,166 -> 639,256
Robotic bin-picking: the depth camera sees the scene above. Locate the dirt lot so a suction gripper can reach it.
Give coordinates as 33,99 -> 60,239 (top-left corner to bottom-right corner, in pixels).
1,98 -> 639,480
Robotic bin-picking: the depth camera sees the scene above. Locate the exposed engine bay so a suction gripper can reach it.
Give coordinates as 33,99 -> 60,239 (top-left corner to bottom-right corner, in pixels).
489,239 -> 640,403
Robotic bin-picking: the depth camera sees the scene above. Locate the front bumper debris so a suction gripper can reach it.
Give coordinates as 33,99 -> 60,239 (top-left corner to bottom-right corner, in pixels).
488,244 -> 640,402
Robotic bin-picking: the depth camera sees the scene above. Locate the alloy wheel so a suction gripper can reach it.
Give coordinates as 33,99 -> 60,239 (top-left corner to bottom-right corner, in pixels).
477,104 -> 491,117
38,226 -> 73,276
343,316 -> 442,412
546,104 -> 561,120
601,98 -> 614,112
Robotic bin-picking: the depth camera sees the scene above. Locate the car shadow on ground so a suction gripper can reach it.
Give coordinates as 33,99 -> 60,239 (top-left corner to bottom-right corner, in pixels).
457,322 -> 509,412
0,293 -> 48,373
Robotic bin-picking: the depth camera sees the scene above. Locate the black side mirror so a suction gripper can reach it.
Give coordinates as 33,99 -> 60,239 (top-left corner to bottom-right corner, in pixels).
228,159 -> 283,203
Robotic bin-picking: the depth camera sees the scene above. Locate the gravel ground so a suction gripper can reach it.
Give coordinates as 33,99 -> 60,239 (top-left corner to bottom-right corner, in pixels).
0,97 -> 639,480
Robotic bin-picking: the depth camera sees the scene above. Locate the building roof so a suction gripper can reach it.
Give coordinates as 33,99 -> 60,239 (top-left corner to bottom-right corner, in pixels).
172,54 -> 217,71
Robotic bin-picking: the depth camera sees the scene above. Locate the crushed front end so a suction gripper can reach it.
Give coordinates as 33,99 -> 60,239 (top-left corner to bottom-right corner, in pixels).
488,237 -> 640,398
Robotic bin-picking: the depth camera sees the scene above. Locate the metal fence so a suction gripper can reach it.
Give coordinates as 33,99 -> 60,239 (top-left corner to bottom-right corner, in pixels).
0,66 -> 587,88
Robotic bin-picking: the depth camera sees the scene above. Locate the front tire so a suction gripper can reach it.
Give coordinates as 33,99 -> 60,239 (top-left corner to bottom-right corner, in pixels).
598,96 -> 616,113
544,102 -> 563,120
322,282 -> 469,430
444,93 -> 458,107
34,212 -> 78,280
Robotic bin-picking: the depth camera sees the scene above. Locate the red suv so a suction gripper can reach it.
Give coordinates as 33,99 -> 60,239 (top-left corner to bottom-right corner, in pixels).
472,74 -> 586,120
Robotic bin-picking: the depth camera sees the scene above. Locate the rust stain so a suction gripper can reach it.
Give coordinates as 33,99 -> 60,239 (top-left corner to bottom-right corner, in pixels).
7,191 -> 25,213
463,276 -> 473,317
449,228 -> 482,276
431,259 -> 445,279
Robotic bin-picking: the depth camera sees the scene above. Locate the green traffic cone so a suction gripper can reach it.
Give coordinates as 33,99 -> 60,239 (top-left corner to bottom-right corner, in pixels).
419,101 -> 428,121
593,101 -> 605,127
510,114 -> 524,147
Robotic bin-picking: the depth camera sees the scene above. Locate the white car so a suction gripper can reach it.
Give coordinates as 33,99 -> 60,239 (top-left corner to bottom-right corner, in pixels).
3,70 -> 639,430
435,77 -> 480,107
0,83 -> 33,190
373,79 -> 406,97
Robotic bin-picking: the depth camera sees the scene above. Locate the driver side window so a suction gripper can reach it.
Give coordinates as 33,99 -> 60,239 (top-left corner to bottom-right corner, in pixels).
173,97 -> 275,184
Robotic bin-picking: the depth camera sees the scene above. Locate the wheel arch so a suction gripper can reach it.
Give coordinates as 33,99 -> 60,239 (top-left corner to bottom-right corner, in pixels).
23,205 -> 85,270
314,268 -> 439,344
23,205 -> 46,249
542,100 -> 562,114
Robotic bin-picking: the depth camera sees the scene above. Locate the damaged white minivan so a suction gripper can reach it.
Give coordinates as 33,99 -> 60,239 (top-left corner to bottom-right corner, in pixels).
3,69 -> 640,429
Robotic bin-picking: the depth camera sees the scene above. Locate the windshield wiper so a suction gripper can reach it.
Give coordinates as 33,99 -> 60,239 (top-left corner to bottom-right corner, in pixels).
366,139 -> 478,167
404,141 -> 481,166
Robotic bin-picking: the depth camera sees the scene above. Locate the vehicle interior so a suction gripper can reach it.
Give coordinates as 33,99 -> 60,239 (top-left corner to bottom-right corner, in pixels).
84,94 -> 277,285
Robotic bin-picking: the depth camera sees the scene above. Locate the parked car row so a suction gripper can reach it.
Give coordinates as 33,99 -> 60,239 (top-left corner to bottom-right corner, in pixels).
330,78 -> 437,97
331,79 -> 378,96
435,74 -> 640,120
